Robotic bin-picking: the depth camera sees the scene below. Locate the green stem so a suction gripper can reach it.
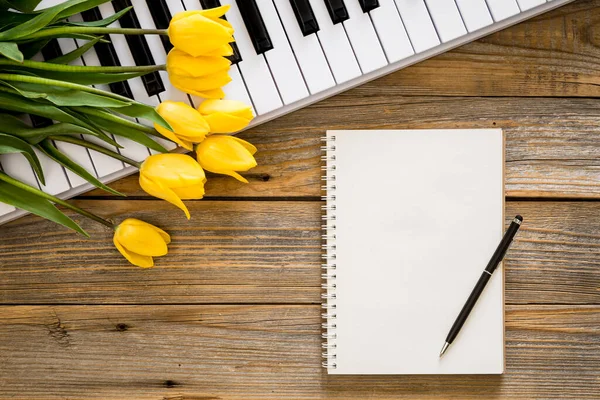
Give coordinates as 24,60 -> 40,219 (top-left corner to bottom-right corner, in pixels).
73,107 -> 157,136
0,73 -> 138,104
50,135 -> 141,168
20,27 -> 167,41
0,59 -> 166,73
0,171 -> 114,229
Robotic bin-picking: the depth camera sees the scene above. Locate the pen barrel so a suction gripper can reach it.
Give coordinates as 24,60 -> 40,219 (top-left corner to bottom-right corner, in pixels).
446,271 -> 491,344
484,220 -> 521,274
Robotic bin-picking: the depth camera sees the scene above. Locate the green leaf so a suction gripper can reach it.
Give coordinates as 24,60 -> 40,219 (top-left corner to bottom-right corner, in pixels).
46,36 -> 101,64
7,81 -> 134,108
0,180 -> 87,236
0,132 -> 44,184
39,139 -> 124,196
0,42 -> 24,62
114,103 -> 171,131
15,68 -> 151,85
84,112 -> 168,153
0,91 -> 119,148
52,0 -> 112,22
0,113 -> 94,144
64,6 -> 131,27
0,6 -> 59,41
3,0 -> 43,13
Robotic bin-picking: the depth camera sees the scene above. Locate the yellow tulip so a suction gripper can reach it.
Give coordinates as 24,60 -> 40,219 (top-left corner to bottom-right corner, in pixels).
139,154 -> 206,219
195,135 -> 257,183
154,100 -> 210,150
197,99 -> 254,133
113,218 -> 171,268
168,6 -> 235,57
167,48 -> 232,99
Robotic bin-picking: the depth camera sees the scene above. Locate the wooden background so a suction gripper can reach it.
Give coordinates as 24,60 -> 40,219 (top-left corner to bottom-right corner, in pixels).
1,1 -> 599,398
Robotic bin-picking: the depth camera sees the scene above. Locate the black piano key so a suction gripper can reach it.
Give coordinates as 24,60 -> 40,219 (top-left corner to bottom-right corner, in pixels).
81,7 -> 134,99
112,0 -> 165,97
235,0 -> 273,55
40,38 -> 63,61
145,0 -> 174,53
289,0 -> 319,36
358,0 -> 379,13
199,0 -> 242,64
323,0 -> 349,24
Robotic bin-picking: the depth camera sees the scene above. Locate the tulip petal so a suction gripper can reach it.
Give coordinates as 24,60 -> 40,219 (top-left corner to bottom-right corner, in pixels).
120,218 -> 171,245
204,112 -> 251,133
203,44 -> 234,57
229,136 -> 258,155
155,101 -> 210,145
113,236 -> 154,268
140,174 -> 191,219
193,88 -> 226,99
214,170 -> 249,183
141,153 -> 206,187
200,5 -> 231,19
169,14 -> 234,57
154,124 -> 194,150
171,183 -> 206,199
198,99 -> 251,114
167,49 -> 231,78
115,223 -> 168,257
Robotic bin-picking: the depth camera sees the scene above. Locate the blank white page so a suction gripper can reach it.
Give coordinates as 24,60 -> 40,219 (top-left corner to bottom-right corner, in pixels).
328,129 -> 504,374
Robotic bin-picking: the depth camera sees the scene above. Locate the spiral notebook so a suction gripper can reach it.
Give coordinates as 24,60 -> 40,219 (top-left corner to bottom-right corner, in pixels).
321,129 -> 505,375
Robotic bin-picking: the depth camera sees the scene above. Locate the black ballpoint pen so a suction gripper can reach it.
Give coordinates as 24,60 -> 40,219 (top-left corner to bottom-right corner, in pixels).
439,215 -> 523,357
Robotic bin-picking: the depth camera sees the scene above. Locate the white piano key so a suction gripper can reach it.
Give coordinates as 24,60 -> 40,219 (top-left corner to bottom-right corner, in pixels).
271,0 -> 335,95
516,0 -> 546,11
54,141 -> 98,187
455,0 -> 494,32
254,0 -> 309,104
34,149 -> 71,195
0,200 -> 15,216
84,136 -> 126,176
0,154 -> 40,189
424,0 -> 467,42
308,0 -> 361,83
485,0 -> 521,21
341,0 -> 387,73
222,67 -> 255,111
369,0 -> 415,63
393,0 -> 440,53
221,0 -> 283,115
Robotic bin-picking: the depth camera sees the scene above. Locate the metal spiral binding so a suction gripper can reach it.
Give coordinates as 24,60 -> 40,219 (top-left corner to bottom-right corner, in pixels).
321,134 -> 337,370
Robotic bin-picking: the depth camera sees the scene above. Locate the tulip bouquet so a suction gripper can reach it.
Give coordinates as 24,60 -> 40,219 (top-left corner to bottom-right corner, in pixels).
0,0 -> 258,267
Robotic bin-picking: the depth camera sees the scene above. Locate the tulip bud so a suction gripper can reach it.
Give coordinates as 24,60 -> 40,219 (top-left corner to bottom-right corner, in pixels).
139,154 -> 207,219
168,6 -> 235,57
154,100 -> 210,150
113,218 -> 171,268
195,135 -> 257,183
198,99 -> 254,134
167,49 -> 232,99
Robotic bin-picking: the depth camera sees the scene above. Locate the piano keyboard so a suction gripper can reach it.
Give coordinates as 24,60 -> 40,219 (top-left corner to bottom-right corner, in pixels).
0,0 -> 573,224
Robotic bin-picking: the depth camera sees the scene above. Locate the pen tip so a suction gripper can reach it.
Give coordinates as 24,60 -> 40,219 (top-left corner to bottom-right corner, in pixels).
439,342 -> 450,358
515,215 -> 523,222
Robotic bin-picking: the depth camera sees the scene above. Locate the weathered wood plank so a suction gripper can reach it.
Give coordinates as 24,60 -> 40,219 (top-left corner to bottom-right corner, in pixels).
0,305 -> 597,399
83,96 -> 600,199
1,201 -> 598,305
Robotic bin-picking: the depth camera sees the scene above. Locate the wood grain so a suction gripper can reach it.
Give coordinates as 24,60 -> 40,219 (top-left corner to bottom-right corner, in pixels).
1,200 -> 598,305
0,305 -> 597,399
83,96 -> 600,199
